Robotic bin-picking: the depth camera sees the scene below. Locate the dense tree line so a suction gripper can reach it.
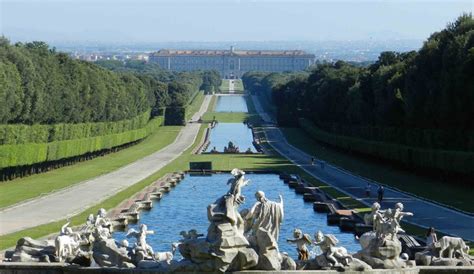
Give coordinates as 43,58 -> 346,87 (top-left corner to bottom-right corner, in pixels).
0,39 -> 221,179
0,40 -> 222,125
0,39 -> 152,124
243,14 -> 474,152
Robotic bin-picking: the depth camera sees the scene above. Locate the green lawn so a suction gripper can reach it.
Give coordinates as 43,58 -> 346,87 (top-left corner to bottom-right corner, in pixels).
0,126 -> 182,209
281,127 -> 474,213
233,79 -> 244,92
219,79 -> 244,93
219,79 -> 229,92
185,91 -> 205,121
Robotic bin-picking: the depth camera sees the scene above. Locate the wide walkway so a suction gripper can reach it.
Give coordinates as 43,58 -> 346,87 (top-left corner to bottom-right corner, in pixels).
0,95 -> 211,236
251,95 -> 474,241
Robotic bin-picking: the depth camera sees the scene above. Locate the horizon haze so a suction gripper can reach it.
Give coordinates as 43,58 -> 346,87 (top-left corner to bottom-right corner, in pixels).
1,0 -> 472,45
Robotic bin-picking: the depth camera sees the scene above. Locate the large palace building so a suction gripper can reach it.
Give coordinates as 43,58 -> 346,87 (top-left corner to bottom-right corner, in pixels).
149,46 -> 315,78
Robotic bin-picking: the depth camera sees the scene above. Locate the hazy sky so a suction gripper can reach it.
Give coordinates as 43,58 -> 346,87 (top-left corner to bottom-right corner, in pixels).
1,0 -> 472,43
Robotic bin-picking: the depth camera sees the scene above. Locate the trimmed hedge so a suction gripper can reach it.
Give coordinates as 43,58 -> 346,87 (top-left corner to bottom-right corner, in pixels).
164,107 -> 186,126
164,90 -> 204,126
0,116 -> 162,169
0,111 -> 151,145
299,118 -> 474,177
314,122 -> 474,152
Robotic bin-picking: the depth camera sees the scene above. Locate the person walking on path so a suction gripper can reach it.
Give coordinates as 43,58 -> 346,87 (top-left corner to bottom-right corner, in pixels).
377,185 -> 385,202
365,183 -> 371,197
311,157 -> 315,166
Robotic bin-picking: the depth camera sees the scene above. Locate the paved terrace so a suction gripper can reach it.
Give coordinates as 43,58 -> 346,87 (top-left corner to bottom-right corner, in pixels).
251,95 -> 474,242
0,95 -> 212,236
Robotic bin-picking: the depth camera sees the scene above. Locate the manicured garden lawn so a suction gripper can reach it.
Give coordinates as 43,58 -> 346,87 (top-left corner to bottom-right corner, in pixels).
280,127 -> 474,213
0,126 -> 182,209
219,79 -> 244,93
185,91 -> 205,121
233,79 -> 244,92
219,79 -> 229,92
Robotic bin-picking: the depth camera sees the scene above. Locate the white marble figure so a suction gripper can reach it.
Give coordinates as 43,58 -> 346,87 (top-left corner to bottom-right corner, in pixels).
126,224 -> 155,258
154,251 -> 174,264
314,231 -> 353,267
436,236 -> 470,259
227,168 -> 250,205
55,221 -> 81,262
246,191 -> 284,242
286,228 -> 312,260
364,202 -> 385,227
375,203 -> 413,240
95,209 -> 112,229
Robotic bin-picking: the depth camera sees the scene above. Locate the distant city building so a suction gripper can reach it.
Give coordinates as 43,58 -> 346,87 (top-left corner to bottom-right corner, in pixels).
149,46 -> 315,78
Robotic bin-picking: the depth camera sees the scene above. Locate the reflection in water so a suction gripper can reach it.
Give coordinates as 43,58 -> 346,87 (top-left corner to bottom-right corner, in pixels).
206,123 -> 255,152
215,95 -> 248,112
113,174 -> 359,259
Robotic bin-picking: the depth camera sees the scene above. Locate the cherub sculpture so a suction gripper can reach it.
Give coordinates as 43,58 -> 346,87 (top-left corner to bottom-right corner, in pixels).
126,224 -> 155,258
374,203 -> 413,240
287,228 -> 312,260
227,168 -> 250,205
314,231 -> 353,267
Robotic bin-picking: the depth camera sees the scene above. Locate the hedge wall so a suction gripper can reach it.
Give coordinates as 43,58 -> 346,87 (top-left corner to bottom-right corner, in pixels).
164,107 -> 186,126
299,118 -> 474,177
164,90 -> 204,126
0,111 -> 151,145
313,122 -> 474,152
0,115 -> 163,169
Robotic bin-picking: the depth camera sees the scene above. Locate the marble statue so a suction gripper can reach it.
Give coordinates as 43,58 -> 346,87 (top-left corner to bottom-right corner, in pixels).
355,203 -> 413,269
246,191 -> 284,242
302,231 -> 370,271
126,224 -> 155,259
286,228 -> 312,260
55,222 -> 81,262
95,208 -> 113,234
173,169 -> 258,272
313,231 -> 353,267
364,202 -> 384,227
415,236 -> 473,266
245,190 -> 285,270
437,236 -> 470,259
227,168 -> 250,205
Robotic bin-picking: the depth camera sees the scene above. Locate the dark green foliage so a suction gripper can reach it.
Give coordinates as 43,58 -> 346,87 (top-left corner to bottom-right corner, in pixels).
0,111 -> 150,145
0,40 -> 152,124
200,70 -> 221,94
164,107 -> 186,126
0,38 -> 214,172
243,15 -> 474,175
0,117 -> 163,169
299,119 -> 474,177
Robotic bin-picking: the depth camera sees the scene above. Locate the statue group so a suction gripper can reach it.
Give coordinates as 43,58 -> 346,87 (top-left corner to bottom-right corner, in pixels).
5,169 -> 473,272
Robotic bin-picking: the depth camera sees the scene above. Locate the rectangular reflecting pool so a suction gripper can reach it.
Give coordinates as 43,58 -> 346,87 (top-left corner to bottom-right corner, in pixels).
206,123 -> 255,152
114,173 -> 359,260
215,95 -> 248,112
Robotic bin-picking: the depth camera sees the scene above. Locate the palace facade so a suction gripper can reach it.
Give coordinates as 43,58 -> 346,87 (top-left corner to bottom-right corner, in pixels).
149,47 -> 315,78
